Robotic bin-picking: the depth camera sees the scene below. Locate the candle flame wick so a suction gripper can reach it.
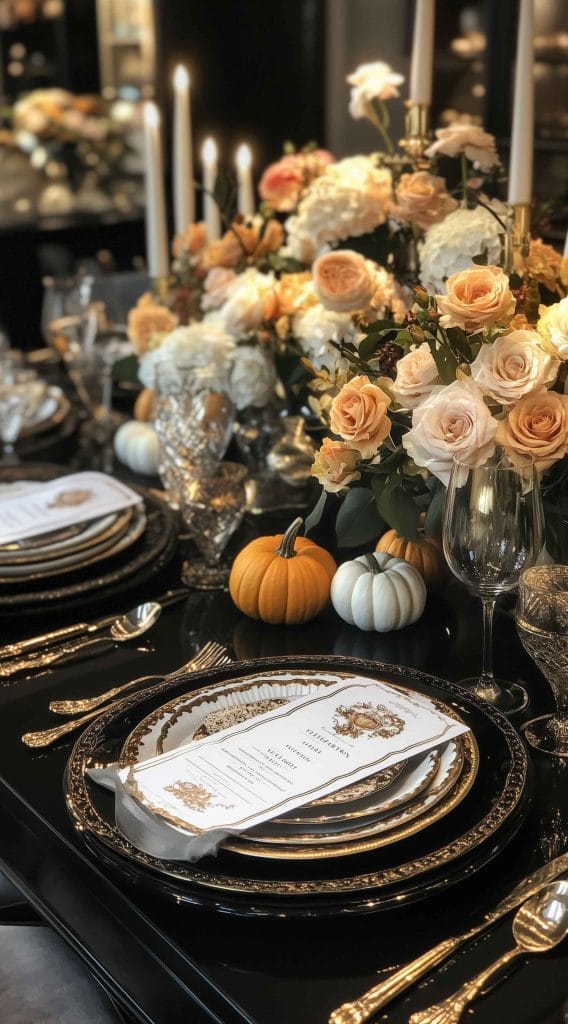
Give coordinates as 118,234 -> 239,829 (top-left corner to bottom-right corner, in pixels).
236,143 -> 252,170
202,137 -> 218,163
174,64 -> 190,89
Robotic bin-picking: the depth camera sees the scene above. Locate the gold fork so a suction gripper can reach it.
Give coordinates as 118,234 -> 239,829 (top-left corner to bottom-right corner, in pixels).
21,642 -> 233,749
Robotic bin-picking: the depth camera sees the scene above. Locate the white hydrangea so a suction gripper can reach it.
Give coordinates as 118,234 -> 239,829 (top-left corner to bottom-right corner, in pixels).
228,345 -> 277,410
138,322 -> 235,391
293,304 -> 364,373
210,267 -> 276,338
285,156 -> 393,263
419,203 -> 505,293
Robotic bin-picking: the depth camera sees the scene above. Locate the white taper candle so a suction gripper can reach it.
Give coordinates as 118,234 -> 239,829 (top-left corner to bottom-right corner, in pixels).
201,137 -> 221,242
508,0 -> 534,206
236,143 -> 254,217
409,0 -> 435,106
173,65 -> 194,235
143,102 -> 169,279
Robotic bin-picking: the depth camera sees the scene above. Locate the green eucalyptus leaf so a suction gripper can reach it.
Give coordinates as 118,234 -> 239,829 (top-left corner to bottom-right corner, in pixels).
372,476 -> 420,540
336,487 -> 383,548
424,479 -> 447,538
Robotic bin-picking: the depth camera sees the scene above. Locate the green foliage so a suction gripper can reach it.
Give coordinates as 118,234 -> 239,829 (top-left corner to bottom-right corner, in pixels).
304,490 -> 327,535
335,487 -> 383,548
267,251 -> 306,274
371,474 -> 420,540
423,479 -> 446,539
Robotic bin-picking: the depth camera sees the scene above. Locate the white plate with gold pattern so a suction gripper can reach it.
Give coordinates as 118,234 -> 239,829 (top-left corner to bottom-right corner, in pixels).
120,671 -> 470,831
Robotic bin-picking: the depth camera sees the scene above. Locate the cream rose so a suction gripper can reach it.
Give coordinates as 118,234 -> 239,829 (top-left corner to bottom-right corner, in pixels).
312,250 -> 374,313
425,123 -> 499,172
392,343 -> 439,409
311,438 -> 361,493
537,296 -> 568,360
496,390 -> 568,472
213,268 -> 277,337
200,267 -> 237,312
470,330 -> 559,406
402,380 -> 498,485
346,61 -> 404,118
330,375 -> 391,458
392,172 -> 457,232
436,265 -> 515,332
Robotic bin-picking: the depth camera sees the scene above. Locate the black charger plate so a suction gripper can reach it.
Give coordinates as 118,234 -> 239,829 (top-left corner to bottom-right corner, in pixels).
65,656 -> 531,919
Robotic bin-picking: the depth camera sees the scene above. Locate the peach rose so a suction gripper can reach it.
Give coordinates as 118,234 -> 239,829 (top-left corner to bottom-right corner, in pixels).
200,267 -> 237,312
127,294 -> 178,356
330,375 -> 391,458
172,221 -> 207,260
537,297 -> 568,360
470,330 -> 559,406
425,123 -> 499,172
392,343 -> 439,408
312,250 -> 374,313
402,379 -> 498,485
436,265 -> 515,332
311,438 -> 361,493
496,390 -> 568,472
258,156 -> 303,212
525,238 -> 562,292
392,172 -> 457,232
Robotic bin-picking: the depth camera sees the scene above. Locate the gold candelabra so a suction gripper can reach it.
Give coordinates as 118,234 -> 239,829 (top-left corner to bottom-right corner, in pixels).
505,203 -> 531,275
400,102 -> 431,164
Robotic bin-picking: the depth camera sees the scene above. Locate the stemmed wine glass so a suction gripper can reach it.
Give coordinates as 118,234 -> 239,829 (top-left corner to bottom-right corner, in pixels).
443,448 -> 544,715
180,462 -> 248,589
516,565 -> 568,757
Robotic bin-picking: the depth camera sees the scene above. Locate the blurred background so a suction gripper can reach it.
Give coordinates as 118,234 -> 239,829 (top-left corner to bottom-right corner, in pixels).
0,0 -> 566,348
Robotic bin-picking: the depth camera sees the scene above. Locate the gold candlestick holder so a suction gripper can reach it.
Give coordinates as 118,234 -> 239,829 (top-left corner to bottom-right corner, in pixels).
505,203 -> 531,275
152,275 -> 170,303
400,102 -> 431,165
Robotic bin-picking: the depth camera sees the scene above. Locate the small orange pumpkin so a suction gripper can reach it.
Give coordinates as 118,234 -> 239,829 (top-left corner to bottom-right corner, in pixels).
375,529 -> 448,589
229,517 -> 337,625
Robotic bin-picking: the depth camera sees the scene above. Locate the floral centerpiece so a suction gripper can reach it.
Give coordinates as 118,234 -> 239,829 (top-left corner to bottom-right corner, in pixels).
126,59 -> 567,554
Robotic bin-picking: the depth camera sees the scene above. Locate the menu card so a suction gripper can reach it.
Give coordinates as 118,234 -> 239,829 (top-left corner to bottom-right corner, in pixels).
0,472 -> 141,545
117,676 -> 468,860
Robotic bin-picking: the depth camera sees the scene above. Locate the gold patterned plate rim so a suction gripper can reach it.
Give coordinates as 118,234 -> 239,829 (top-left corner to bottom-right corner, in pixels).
228,736 -> 468,858
0,505 -> 146,584
60,662 -> 528,899
120,673 -> 415,814
20,386 -> 71,437
0,508 -> 133,567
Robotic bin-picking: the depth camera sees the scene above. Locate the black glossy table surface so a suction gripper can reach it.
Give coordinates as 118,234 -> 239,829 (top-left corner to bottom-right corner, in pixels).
0,554 -> 567,1024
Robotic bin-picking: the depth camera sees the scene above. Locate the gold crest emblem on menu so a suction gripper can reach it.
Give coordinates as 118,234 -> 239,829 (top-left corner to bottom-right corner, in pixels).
164,781 -> 233,813
332,702 -> 405,740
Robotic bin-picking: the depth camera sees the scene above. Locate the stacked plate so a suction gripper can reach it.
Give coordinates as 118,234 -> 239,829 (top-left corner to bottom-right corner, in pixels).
20,386 -> 71,439
0,469 -> 177,612
66,657 -> 531,918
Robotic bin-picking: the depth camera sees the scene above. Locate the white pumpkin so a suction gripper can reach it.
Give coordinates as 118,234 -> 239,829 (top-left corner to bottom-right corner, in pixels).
114,421 -> 160,476
331,552 -> 427,632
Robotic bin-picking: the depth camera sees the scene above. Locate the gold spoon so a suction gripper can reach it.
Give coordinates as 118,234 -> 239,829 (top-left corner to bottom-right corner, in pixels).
409,879 -> 568,1024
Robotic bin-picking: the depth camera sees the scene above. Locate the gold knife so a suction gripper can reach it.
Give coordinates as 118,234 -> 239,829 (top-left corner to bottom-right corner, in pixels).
329,852 -> 568,1024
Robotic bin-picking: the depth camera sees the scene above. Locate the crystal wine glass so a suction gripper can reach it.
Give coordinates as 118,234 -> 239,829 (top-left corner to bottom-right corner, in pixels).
180,462 -> 248,590
516,565 -> 568,756
443,448 -> 544,714
0,369 -> 46,463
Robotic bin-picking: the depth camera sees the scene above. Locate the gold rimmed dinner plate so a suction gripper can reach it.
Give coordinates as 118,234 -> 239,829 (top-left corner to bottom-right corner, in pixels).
20,386 -> 71,438
232,737 -> 467,858
121,670 -> 410,810
0,504 -> 146,584
0,508 -> 132,566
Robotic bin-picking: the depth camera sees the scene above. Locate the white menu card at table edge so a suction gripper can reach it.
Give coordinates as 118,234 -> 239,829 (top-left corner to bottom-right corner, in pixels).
0,472 -> 142,545
120,676 -> 469,843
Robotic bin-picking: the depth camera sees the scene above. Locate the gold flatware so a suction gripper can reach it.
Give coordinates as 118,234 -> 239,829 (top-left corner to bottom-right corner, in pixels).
409,880 -> 568,1024
21,642 -> 233,748
328,851 -> 568,1024
0,602 -> 162,678
0,587 -> 189,661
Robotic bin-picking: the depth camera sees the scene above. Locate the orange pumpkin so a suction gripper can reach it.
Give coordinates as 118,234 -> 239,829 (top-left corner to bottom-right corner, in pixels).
229,517 -> 337,625
375,529 -> 448,589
